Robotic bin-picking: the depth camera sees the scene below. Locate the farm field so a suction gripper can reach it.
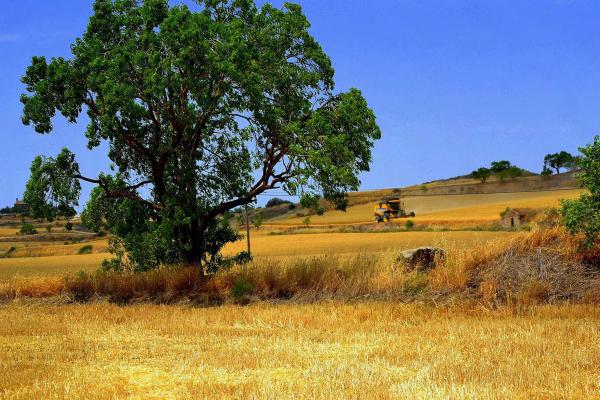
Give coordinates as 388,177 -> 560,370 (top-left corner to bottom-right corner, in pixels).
223,230 -> 514,258
1,302 -> 598,399
0,253 -> 110,280
0,231 -> 513,281
269,188 -> 584,226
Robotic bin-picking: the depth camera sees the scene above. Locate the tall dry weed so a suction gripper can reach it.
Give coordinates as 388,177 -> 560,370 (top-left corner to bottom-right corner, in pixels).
3,228 -> 598,306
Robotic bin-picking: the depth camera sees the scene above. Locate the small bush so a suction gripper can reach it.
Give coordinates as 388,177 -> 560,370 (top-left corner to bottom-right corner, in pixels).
560,136 -> 600,247
78,245 -> 93,255
230,277 -> 254,301
46,225 -> 52,233
405,220 -> 414,229
20,223 -> 37,235
65,222 -> 73,231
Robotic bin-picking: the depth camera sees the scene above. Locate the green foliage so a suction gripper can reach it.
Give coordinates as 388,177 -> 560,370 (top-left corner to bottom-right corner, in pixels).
230,277 -> 254,301
497,166 -> 524,181
490,160 -> 511,173
302,216 -> 311,227
252,213 -> 264,229
560,136 -> 600,247
78,244 -> 93,255
419,184 -> 428,192
265,198 -> 292,208
20,0 -> 380,271
471,167 -> 491,183
65,222 -> 73,231
405,220 -> 414,229
544,151 -> 574,175
541,167 -> 553,177
23,149 -> 79,221
46,225 -> 52,233
20,223 -> 37,235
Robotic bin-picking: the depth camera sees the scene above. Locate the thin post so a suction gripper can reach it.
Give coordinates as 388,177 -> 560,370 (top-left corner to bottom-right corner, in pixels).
245,205 -> 251,257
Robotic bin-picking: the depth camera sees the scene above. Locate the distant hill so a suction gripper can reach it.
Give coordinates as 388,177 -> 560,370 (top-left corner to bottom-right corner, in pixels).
346,170 -> 579,207
258,170 -> 582,227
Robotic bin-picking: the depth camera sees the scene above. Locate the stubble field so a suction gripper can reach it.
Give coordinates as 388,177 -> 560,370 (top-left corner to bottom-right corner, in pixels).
1,303 -> 598,399
0,184 -> 598,399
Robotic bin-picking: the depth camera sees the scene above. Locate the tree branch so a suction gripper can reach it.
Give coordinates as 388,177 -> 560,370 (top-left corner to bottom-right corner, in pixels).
74,174 -> 161,210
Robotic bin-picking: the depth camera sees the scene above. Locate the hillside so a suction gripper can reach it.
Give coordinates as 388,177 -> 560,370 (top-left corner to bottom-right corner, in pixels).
266,172 -> 583,227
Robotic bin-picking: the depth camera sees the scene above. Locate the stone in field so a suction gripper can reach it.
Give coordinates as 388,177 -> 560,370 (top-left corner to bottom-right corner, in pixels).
398,247 -> 445,271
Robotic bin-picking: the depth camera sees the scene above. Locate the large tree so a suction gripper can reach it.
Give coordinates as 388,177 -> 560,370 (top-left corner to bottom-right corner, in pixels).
543,151 -> 574,175
471,167 -> 491,183
21,0 -> 381,270
561,136 -> 600,247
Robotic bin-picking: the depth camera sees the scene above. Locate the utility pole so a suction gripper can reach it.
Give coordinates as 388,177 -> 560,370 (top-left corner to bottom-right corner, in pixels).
244,204 -> 251,257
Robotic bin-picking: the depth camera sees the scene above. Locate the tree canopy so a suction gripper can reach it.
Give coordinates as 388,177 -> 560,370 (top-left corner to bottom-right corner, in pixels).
21,0 -> 381,270
490,160 -> 511,174
471,167 -> 491,183
560,136 -> 600,247
543,151 -> 574,175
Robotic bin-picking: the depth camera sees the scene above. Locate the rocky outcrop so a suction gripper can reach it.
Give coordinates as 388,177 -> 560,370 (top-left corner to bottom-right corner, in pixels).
398,247 -> 445,271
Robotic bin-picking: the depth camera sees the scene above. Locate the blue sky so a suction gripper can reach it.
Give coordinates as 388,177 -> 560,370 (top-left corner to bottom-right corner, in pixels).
1,0 -> 599,208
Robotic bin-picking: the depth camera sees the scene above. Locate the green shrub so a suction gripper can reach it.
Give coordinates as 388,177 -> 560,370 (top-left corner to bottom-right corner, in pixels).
20,223 -> 37,235
65,222 -> 73,231
230,277 -> 253,301
78,245 -> 93,255
560,136 -> 600,247
405,220 -> 414,229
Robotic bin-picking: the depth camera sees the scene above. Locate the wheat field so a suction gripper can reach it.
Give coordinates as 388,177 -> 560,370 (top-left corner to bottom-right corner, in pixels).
0,232 -> 513,281
0,302 -> 598,399
269,189 -> 584,226
223,231 -> 513,258
0,253 -> 110,281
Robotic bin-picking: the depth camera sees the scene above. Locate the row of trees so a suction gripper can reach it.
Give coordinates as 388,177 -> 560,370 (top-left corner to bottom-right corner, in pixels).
472,150 -> 581,183
471,161 -> 525,183
0,205 -> 25,215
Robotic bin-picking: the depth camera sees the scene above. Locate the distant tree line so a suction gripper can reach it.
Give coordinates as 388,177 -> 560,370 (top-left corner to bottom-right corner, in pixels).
0,204 -> 28,216
471,161 -> 525,183
265,197 -> 295,209
471,150 -> 581,183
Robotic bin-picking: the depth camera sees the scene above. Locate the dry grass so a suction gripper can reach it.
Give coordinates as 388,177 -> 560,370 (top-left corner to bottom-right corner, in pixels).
0,302 -> 598,399
2,228 -> 597,308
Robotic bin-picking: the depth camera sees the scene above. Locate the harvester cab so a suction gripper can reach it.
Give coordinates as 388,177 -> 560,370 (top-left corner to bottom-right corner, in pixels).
373,196 -> 415,223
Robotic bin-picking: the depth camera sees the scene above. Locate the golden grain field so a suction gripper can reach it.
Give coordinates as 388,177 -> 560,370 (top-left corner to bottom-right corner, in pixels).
0,253 -> 111,281
270,189 -> 584,226
223,231 -> 514,258
0,232 -> 513,282
0,302 -> 598,399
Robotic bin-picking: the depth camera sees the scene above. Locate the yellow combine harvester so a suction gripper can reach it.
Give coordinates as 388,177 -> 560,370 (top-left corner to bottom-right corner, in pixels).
374,196 -> 415,222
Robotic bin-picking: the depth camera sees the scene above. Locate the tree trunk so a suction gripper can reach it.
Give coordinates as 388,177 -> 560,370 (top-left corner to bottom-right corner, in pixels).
186,218 -> 204,267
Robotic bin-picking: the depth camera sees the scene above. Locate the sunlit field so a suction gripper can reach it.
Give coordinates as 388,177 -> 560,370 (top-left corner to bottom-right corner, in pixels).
223,230 -> 514,258
269,189 -> 584,226
0,253 -> 110,280
1,302 -> 598,399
